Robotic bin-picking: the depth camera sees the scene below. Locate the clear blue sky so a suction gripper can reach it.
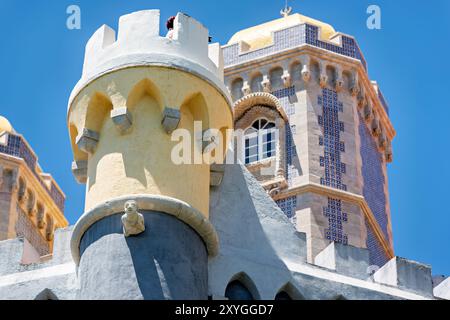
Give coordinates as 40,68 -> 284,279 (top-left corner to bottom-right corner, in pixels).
0,0 -> 449,276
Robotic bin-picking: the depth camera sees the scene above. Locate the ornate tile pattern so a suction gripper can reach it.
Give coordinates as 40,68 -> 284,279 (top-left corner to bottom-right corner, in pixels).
318,88 -> 347,192
223,23 -> 367,69
359,115 -> 389,240
366,222 -> 389,267
323,198 -> 348,245
272,86 -> 296,117
15,205 -> 50,256
359,113 -> 391,266
0,133 -> 65,211
286,124 -> 298,186
276,196 -> 297,225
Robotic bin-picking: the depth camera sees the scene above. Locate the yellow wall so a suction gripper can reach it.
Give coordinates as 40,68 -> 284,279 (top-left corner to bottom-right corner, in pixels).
68,66 -> 232,218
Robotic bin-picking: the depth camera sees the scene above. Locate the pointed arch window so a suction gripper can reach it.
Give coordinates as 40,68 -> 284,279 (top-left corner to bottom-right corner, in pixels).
244,119 -> 277,164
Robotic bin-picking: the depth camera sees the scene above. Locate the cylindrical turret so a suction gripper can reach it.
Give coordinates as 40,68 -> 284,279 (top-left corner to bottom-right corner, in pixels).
67,10 -> 232,300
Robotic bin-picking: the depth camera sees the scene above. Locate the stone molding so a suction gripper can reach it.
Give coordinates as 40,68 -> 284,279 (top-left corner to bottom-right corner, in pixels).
233,92 -> 289,123
70,194 -> 219,265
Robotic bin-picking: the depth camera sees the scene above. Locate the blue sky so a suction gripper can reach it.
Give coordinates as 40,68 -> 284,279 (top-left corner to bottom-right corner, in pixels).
0,0 -> 449,275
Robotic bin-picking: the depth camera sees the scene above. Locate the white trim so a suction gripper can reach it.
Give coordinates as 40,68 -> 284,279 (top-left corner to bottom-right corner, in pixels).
286,261 -> 432,300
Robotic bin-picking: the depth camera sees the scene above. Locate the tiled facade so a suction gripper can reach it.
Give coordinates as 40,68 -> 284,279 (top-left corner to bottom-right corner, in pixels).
0,133 -> 65,211
226,13 -> 394,264
359,114 -> 389,240
318,88 -> 347,192
0,128 -> 67,259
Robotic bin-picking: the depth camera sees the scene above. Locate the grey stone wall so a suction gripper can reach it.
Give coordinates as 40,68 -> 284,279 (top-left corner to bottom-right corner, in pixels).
78,211 -> 208,300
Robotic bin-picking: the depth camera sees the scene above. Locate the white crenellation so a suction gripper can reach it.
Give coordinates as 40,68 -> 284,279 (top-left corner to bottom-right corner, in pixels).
73,10 -> 229,106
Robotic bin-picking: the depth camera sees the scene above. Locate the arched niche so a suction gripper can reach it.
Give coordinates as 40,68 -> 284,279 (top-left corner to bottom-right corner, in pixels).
290,61 -> 302,84
250,72 -> 263,93
326,65 -> 336,88
34,289 -> 58,300
275,282 -> 305,300
342,70 -> 352,92
127,78 -> 163,111
231,78 -> 244,101
224,272 -> 260,301
85,92 -> 113,133
269,66 -> 284,91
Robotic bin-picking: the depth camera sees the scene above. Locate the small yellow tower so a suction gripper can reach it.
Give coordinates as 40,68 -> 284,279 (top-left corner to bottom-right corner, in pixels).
67,10 -> 232,299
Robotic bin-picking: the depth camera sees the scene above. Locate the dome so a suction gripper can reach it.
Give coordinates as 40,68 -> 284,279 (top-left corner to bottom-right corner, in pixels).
227,13 -> 336,51
0,116 -> 13,133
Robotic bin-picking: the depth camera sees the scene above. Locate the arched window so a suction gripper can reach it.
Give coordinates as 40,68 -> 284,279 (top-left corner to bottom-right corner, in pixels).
225,281 -> 255,301
35,289 -> 58,300
244,119 -> 277,165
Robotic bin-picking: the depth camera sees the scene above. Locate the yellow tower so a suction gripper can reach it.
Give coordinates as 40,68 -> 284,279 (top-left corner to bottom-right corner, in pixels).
67,10 -> 232,299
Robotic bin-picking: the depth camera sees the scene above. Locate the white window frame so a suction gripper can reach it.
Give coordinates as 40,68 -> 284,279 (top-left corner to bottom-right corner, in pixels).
243,119 -> 277,165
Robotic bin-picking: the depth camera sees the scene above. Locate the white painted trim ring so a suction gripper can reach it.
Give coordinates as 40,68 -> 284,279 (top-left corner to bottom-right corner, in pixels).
70,194 -> 219,265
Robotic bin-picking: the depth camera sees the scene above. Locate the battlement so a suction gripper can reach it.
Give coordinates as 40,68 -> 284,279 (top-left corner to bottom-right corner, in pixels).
70,10 -> 227,105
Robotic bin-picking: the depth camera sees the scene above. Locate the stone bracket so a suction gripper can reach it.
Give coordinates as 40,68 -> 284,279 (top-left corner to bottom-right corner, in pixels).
111,107 -> 133,134
161,107 -> 181,134
72,160 -> 88,184
76,128 -> 100,154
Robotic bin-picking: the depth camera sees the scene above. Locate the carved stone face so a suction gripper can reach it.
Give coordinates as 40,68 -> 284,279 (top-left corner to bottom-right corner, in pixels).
124,200 -> 137,214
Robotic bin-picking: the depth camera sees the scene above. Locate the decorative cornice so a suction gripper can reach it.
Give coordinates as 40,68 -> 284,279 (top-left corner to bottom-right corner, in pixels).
0,154 -> 68,228
233,92 -> 289,122
224,46 -> 396,142
70,194 -> 219,265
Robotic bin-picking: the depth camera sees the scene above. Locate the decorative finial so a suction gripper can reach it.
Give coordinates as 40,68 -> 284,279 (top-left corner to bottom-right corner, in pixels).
281,0 -> 293,17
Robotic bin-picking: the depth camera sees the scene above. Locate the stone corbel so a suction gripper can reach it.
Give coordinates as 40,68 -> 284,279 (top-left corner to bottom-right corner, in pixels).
76,128 -> 100,154
27,196 -> 36,216
242,81 -> 251,96
282,70 -> 292,88
72,160 -> 88,184
378,132 -> 387,150
385,142 -> 393,163
371,118 -> 381,137
363,103 -> 372,121
111,107 -> 133,134
261,75 -> 271,93
210,164 -> 225,187
37,209 -> 45,229
300,55 -> 311,83
268,182 -> 283,197
357,90 -> 366,109
46,230 -> 54,242
18,180 -> 26,203
161,107 -> 181,134
334,66 -> 344,92
350,71 -> 360,97
319,61 -> 328,88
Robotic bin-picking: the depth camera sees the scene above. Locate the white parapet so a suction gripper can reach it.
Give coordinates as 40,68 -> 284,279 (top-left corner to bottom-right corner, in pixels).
373,257 -> 433,297
70,10 -> 230,107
